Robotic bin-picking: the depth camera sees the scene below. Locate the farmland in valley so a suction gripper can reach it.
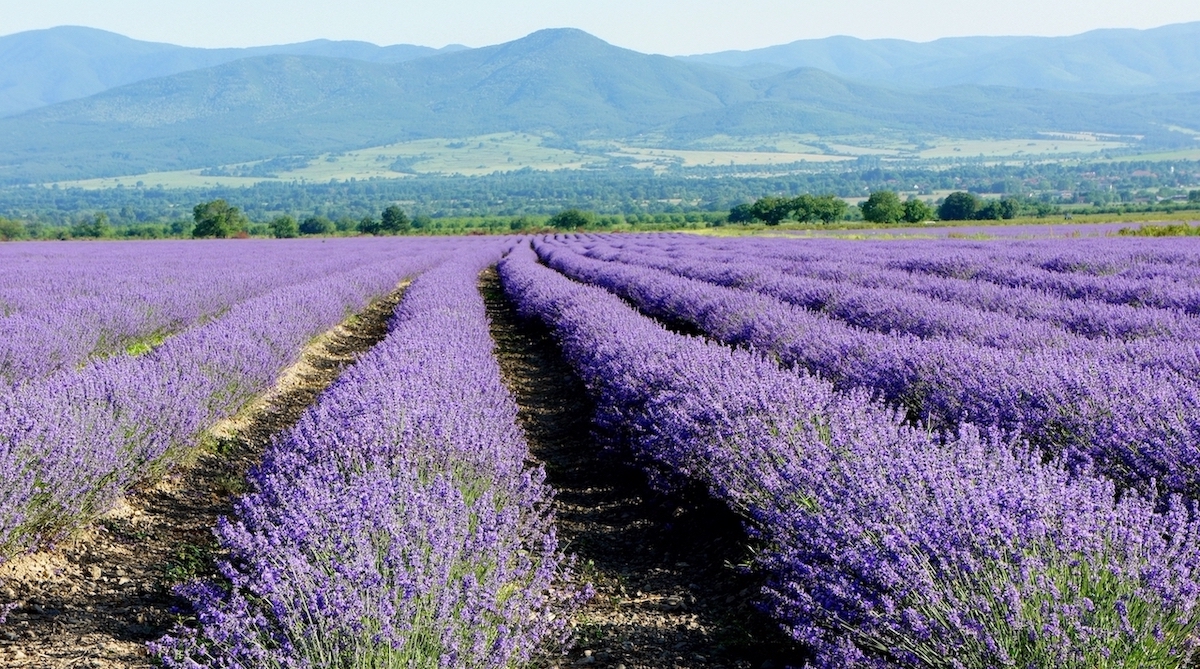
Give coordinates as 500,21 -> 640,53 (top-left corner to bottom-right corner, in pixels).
45,132 -> 1133,191
3,233 -> 1200,668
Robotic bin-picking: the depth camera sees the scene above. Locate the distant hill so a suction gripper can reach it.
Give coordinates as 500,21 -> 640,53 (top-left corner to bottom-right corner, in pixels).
0,26 -> 465,117
0,28 -> 1198,185
0,29 -> 758,182
682,22 -> 1200,94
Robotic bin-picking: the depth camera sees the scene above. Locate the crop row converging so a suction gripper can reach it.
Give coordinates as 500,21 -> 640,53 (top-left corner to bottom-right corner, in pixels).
2,234 -> 1200,668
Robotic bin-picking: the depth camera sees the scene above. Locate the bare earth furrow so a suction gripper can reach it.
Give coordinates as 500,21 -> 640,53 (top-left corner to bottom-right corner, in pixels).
480,269 -> 804,669
0,284 -> 408,668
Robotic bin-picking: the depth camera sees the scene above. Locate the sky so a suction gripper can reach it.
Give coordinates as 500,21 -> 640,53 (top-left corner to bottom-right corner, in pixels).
0,0 -> 1198,54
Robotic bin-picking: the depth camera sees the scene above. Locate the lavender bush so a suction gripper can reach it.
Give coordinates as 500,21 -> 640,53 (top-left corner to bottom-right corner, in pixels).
572,237 -> 1200,349
154,245 -> 580,668
0,239 -> 427,386
499,243 -> 1200,668
0,242 -> 449,557
534,238 -> 1200,500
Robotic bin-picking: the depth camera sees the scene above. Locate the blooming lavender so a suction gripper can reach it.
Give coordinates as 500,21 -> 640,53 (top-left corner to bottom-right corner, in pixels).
499,243 -> 1200,668
153,244 -> 580,669
0,239 -> 428,387
534,237 -> 1200,501
0,241 -> 449,558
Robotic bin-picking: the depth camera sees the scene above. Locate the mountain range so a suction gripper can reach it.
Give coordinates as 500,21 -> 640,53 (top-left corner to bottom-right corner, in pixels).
682,22 -> 1200,94
0,26 -> 466,118
0,24 -> 1198,185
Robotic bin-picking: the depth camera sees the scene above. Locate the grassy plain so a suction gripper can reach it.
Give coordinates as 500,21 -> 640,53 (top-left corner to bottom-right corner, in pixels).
53,133 -> 594,189
610,147 -> 851,169
47,132 -> 1150,191
914,137 -> 1128,159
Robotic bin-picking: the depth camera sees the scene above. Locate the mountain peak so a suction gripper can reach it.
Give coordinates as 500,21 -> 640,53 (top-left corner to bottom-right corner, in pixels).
507,28 -> 613,52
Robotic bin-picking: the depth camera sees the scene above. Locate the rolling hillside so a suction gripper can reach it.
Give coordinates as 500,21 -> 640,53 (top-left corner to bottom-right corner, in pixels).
0,28 -> 1198,184
683,22 -> 1200,94
0,25 -> 464,117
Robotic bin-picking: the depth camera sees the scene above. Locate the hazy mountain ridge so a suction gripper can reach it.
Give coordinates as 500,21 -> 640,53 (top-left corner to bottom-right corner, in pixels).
682,22 -> 1200,93
0,25 -> 464,117
0,26 -> 1198,184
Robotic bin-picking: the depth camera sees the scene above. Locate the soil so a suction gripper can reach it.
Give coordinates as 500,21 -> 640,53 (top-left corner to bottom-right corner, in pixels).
480,269 -> 807,669
0,285 -> 408,668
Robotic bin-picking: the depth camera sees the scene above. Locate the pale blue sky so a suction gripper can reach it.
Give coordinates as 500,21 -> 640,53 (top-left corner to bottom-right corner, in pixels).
1,0 -> 1198,54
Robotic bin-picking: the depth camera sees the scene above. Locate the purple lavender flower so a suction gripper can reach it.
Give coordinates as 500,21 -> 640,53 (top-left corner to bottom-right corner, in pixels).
154,246 -> 580,668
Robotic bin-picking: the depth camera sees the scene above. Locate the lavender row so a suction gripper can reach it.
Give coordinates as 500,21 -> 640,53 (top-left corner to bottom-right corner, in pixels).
536,240 -> 1200,500
745,234 -> 1200,283
562,237 -> 1200,381
0,244 -> 447,558
801,237 -> 1200,313
0,239 -> 422,386
499,244 -> 1200,668
155,245 -> 578,668
580,235 -> 1200,345
743,236 -> 1200,339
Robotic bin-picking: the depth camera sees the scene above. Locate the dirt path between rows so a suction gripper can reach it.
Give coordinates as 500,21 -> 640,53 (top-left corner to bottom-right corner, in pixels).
0,284 -> 408,668
480,269 -> 805,669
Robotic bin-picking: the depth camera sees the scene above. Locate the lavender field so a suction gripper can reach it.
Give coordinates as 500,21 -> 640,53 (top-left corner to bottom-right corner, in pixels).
3,234 -> 1200,668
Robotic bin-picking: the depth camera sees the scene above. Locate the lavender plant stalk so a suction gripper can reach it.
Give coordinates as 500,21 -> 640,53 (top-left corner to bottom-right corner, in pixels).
499,243 -> 1200,668
534,238 -> 1200,500
153,244 -> 580,669
0,241 -> 448,558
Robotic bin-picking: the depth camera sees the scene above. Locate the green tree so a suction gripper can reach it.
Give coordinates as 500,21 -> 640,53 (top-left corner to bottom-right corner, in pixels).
860,191 -> 905,224
728,203 -> 755,224
380,206 -> 410,234
976,200 -> 1003,220
938,192 -> 982,221
359,216 -> 382,235
0,217 -> 26,241
749,197 -> 792,226
548,209 -> 594,230
810,195 -> 848,224
269,215 -> 300,238
790,194 -> 817,223
72,212 -> 113,238
412,214 -> 433,231
975,198 -> 1020,221
998,198 -> 1020,220
335,216 -> 359,233
192,200 -> 245,238
299,216 -> 335,235
1189,190 -> 1200,204
902,199 -> 935,224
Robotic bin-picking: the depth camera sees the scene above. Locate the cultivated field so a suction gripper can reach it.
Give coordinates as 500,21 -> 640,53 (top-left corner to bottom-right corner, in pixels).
45,131 -> 1141,191
2,233 -> 1200,668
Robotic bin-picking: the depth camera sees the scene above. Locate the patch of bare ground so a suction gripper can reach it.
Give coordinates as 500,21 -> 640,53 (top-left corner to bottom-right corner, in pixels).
0,283 -> 408,668
480,269 -> 806,669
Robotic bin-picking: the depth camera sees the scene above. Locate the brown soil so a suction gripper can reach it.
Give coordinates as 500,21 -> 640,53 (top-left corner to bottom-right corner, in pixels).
0,284 -> 408,668
480,269 -> 806,669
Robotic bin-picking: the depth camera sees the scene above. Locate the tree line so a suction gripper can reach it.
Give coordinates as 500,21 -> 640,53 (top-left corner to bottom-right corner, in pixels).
2,188 -> 1199,241
190,201 -> 420,238
1,159 -> 1196,229
728,189 -> 1155,226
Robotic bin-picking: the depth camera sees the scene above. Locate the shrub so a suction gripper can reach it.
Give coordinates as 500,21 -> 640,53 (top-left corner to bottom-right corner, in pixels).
548,209 -> 595,230
860,191 -> 905,224
268,215 -> 299,239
